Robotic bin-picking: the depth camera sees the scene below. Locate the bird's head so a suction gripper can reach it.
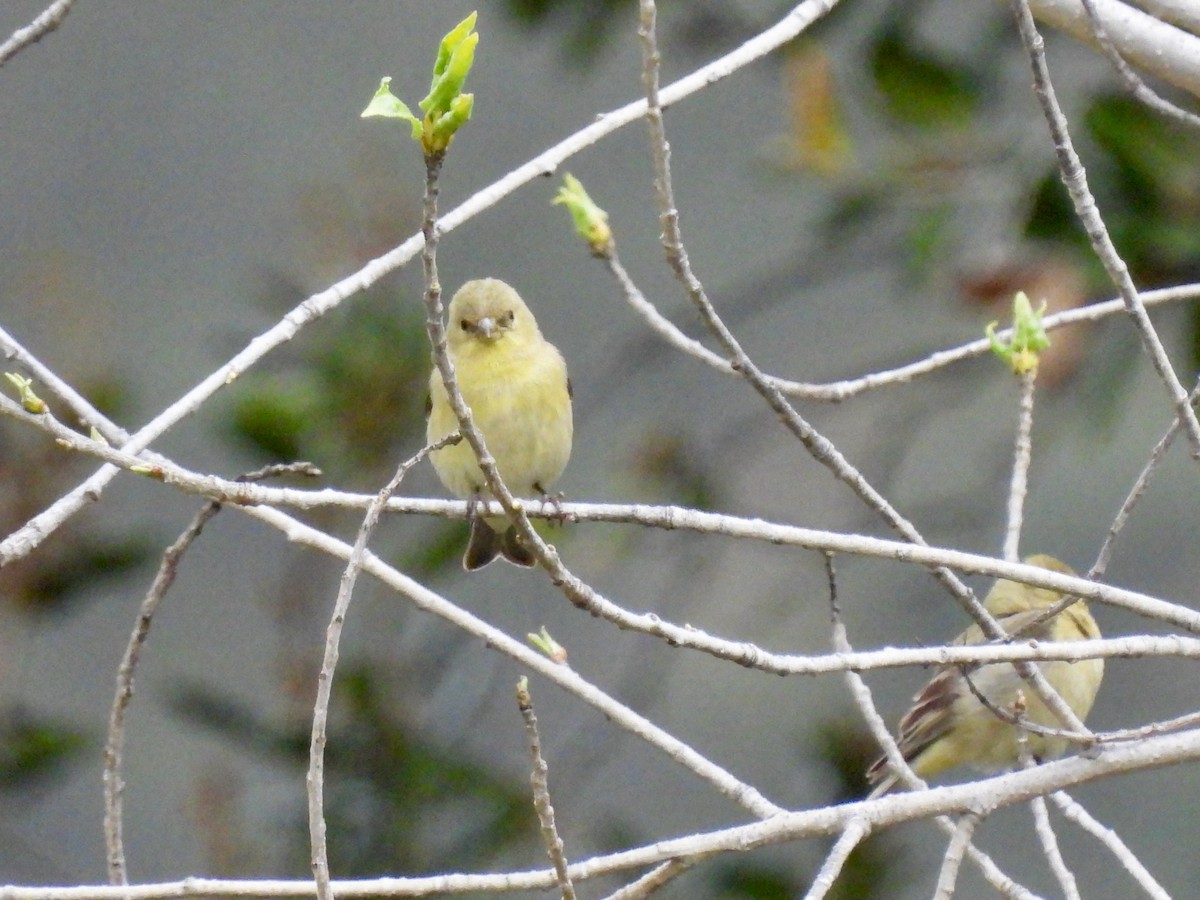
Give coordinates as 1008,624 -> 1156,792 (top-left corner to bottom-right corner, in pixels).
985,553 -> 1076,615
446,278 -> 537,348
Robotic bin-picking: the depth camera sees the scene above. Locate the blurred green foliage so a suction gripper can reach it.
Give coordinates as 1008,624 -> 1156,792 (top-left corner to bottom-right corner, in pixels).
227,288 -> 430,480
1028,94 -> 1200,283
869,28 -> 981,130
714,863 -> 803,899
630,429 -> 721,512
500,0 -> 639,61
15,535 -> 154,615
500,0 -> 747,63
0,710 -> 88,790
1024,93 -> 1200,364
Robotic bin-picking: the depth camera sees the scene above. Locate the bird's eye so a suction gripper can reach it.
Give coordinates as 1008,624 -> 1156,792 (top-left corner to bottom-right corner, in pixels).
460,319 -> 470,331
501,311 -> 515,326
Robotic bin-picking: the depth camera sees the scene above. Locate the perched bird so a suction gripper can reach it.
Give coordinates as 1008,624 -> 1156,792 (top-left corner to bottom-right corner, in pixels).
867,554 -> 1103,797
427,278 -> 573,570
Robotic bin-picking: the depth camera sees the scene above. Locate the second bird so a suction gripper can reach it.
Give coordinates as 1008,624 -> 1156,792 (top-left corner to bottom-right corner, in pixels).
427,278 -> 573,571
867,554 -> 1103,797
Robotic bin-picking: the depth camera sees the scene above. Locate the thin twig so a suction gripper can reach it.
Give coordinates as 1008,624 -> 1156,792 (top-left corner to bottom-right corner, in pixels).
802,820 -> 870,900
104,463 -> 319,887
1010,0 -> 1200,456
979,705 -> 1200,749
826,553 -> 925,797
1050,791 -> 1172,900
961,670 -> 1095,750
1090,709 -> 1200,744
601,277 -> 1200,402
634,1 -> 977,625
307,437 -> 453,900
1021,746 -> 1081,900
600,861 -> 696,900
418,151 -> 559,573
1092,376 -> 1200,579
1004,370 -> 1037,563
516,679 -> 576,900
104,502 -> 222,888
931,812 -> 981,900
1030,795 -> 1080,900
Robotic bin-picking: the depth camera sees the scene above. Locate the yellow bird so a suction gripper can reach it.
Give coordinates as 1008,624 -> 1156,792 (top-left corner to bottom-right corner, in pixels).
427,278 -> 573,570
868,554 -> 1103,797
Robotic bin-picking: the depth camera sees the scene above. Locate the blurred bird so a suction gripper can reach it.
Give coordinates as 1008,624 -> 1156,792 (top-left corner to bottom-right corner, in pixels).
867,554 -> 1103,797
427,278 -> 573,570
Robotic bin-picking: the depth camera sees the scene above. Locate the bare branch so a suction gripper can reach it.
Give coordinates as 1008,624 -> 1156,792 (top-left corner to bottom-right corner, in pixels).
106,462 -> 319,886
0,0 -> 75,67
1021,748 -> 1081,900
104,502 -> 223,887
1092,376 -> 1200,579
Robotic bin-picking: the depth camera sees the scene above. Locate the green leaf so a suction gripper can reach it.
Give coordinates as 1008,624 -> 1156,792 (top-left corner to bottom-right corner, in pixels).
527,626 -> 568,663
421,27 -> 479,114
419,13 -> 479,154
430,11 -> 478,83
361,77 -> 422,139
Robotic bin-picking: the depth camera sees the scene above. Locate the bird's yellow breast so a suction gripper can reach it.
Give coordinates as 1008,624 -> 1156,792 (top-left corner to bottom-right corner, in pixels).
427,333 -> 572,500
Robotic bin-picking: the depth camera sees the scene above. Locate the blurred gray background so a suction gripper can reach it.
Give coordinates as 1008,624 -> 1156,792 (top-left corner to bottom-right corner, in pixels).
2,0 -> 1199,896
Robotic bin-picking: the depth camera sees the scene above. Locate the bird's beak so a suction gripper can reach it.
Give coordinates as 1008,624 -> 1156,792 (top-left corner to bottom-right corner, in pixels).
475,316 -> 497,340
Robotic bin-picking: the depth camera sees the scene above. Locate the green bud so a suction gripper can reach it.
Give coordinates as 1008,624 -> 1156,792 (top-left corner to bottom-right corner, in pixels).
527,626 -> 568,664
5,372 -> 47,414
362,13 -> 478,157
553,174 -> 613,255
987,291 -> 1050,375
426,91 -> 474,154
